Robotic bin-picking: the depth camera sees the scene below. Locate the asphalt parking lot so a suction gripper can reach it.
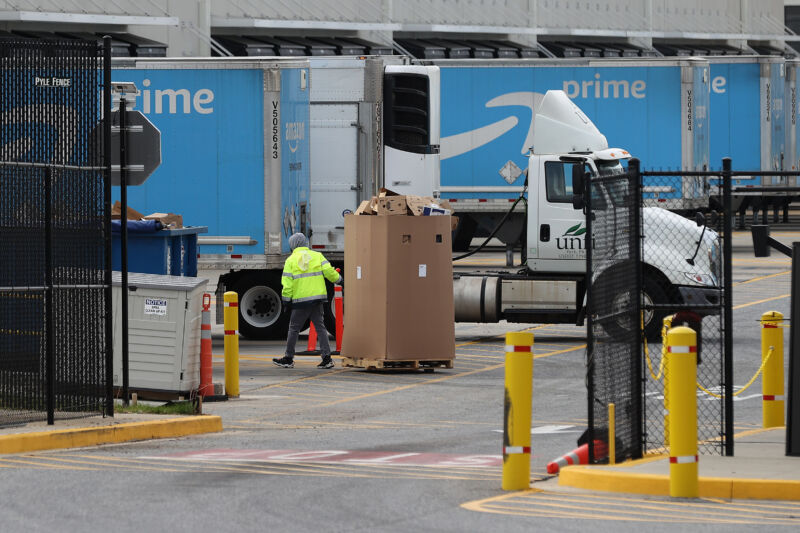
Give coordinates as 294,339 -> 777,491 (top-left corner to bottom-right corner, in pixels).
1,231 -> 799,531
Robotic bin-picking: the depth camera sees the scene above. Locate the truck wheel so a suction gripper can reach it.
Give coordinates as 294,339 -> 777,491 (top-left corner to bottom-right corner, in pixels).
234,273 -> 289,340
641,278 -> 670,343
600,277 -> 670,343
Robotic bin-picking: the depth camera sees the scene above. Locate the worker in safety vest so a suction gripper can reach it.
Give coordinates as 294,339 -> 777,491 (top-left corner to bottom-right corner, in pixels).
273,233 -> 342,369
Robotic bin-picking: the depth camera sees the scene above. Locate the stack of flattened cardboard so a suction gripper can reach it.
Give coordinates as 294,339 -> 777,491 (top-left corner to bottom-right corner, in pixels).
353,189 -> 458,231
342,190 -> 456,362
111,201 -> 184,229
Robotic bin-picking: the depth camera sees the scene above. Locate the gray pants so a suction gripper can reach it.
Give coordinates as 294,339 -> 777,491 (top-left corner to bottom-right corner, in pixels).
285,302 -> 330,358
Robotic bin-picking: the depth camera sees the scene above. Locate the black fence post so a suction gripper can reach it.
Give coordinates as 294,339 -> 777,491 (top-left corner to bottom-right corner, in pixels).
45,167 -> 54,425
788,244 -> 800,456
585,159 -> 594,462
631,158 -> 644,459
120,93 -> 130,407
103,36 -> 114,417
722,157 -> 734,456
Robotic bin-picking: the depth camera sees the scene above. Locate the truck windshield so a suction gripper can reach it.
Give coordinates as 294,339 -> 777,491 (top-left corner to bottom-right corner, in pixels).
596,160 -> 626,178
592,160 -> 630,208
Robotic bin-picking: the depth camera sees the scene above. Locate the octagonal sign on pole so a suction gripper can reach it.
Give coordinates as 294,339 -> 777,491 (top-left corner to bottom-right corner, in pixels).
108,110 -> 161,186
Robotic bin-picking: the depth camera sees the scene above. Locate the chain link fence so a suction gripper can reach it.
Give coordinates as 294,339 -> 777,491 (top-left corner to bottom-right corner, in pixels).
586,158 -> 734,462
638,165 -> 729,456
586,158 -> 643,463
1,37 -> 112,426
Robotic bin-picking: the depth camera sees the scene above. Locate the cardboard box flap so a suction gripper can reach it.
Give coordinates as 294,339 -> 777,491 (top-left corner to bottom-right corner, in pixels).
354,200 -> 375,215
378,187 -> 400,198
377,195 -> 408,216
144,212 -> 184,229
405,195 -> 436,216
111,201 -> 143,220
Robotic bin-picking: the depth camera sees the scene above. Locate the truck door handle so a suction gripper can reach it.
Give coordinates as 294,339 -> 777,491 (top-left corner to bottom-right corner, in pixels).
540,224 -> 550,242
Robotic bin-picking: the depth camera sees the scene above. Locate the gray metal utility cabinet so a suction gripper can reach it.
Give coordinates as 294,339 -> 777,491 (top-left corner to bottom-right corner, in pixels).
112,272 -> 208,397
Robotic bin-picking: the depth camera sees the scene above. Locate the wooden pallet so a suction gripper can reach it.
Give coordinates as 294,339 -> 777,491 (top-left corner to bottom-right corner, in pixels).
341,357 -> 454,371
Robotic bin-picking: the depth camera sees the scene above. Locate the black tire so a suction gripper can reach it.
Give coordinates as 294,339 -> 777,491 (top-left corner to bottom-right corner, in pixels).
641,277 -> 671,342
233,272 -> 289,340
597,275 -> 672,343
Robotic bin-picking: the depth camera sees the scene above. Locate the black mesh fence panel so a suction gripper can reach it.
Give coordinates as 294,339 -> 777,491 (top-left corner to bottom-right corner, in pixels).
586,159 -> 643,463
1,38 -> 111,426
639,167 -> 729,456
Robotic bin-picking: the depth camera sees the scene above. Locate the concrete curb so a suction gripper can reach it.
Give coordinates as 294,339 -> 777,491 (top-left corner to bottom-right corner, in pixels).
0,415 -> 223,454
557,460 -> 800,501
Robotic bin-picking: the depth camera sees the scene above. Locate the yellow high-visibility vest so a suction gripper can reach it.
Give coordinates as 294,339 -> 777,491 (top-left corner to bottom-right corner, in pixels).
281,247 -> 340,304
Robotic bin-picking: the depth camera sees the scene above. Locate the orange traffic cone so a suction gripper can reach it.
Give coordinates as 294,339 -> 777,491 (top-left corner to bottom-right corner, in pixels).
199,293 -> 213,397
307,322 -> 318,352
546,440 -> 608,474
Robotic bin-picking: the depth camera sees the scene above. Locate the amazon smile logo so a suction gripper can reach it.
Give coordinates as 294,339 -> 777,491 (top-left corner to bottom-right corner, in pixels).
285,121 -> 305,153
440,91 -> 544,160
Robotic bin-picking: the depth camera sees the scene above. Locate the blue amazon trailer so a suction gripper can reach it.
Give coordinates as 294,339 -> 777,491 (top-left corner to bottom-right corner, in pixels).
111,56 -> 441,340
430,57 -> 709,249
706,56 -> 789,225
112,58 -> 311,338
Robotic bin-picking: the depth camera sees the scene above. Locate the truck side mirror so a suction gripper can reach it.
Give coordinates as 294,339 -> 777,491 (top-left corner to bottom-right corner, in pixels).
571,165 -> 585,210
694,212 -> 706,227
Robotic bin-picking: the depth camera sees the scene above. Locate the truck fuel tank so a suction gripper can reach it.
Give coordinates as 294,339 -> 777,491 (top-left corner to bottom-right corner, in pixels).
453,275 -> 500,322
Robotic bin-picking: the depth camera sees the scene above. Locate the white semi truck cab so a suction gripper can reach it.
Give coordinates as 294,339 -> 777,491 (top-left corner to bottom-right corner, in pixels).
453,90 -> 721,339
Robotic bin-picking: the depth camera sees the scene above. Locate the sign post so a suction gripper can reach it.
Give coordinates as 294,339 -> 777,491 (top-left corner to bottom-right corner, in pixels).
108,86 -> 161,405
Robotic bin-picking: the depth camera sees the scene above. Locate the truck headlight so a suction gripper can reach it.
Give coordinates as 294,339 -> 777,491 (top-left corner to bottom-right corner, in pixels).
683,272 -> 717,286
707,240 -> 721,279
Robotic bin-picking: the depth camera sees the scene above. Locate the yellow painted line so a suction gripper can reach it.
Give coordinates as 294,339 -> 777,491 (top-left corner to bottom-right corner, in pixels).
487,492 -> 800,524
732,258 -> 791,264
462,490 -> 800,524
0,457 -> 100,471
313,342 -> 587,409
733,270 -> 790,286
733,293 -> 790,310
247,324 -> 580,414
0,415 -> 222,455
250,368 -> 351,392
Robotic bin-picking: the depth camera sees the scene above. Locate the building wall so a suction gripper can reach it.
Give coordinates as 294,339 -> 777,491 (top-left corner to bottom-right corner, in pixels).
0,0 -> 790,55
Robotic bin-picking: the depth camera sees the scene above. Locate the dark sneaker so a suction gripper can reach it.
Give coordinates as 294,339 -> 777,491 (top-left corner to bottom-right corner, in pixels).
273,356 -> 294,368
317,356 -> 334,369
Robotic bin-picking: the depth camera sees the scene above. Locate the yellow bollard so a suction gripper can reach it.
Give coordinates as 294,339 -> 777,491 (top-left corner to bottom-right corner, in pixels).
608,403 -> 616,465
667,326 -> 698,498
502,331 -> 533,491
223,291 -> 240,398
761,311 -> 785,428
662,314 -> 674,447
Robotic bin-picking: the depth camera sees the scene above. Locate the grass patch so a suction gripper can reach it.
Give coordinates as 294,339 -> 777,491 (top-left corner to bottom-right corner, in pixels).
114,400 -> 198,415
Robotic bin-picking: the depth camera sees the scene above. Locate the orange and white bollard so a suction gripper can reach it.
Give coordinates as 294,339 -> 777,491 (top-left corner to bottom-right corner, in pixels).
199,293 -> 213,397
334,284 -> 344,353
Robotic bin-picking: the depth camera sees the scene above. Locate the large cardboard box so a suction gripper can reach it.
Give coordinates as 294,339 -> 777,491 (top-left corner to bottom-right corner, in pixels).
342,214 -> 455,361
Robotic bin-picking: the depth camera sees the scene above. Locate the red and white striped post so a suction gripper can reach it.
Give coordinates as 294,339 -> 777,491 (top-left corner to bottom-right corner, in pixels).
199,293 -> 213,397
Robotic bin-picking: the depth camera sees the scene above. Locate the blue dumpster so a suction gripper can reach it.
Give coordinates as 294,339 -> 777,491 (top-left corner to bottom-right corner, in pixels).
112,224 -> 208,277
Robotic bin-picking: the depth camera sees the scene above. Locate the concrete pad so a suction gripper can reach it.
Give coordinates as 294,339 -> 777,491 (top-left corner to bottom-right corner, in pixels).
550,427 -> 800,501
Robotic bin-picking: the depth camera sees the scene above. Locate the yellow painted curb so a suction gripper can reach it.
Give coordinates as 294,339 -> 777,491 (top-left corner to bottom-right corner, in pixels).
0,415 -> 223,454
558,465 -> 800,501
